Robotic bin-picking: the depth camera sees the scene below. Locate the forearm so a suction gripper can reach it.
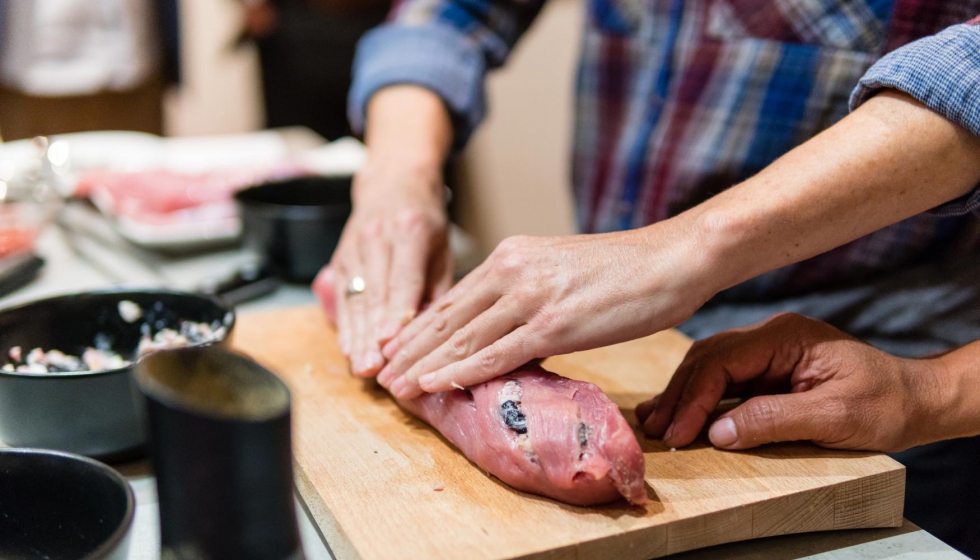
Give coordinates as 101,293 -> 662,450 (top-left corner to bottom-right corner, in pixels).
685,91 -> 980,294
357,86 -> 454,205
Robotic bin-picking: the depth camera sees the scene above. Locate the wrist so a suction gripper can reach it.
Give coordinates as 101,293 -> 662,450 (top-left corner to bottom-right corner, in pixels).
352,158 -> 446,209
635,211 -> 723,316
920,345 -> 980,443
672,204 -> 755,299
903,352 -> 980,445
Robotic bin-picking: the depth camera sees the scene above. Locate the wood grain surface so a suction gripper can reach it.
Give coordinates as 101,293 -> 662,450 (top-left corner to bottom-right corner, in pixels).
232,305 -> 904,560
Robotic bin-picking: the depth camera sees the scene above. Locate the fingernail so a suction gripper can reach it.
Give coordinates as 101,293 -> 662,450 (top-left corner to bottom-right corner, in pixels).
363,350 -> 382,371
664,423 -> 675,443
340,337 -> 350,357
353,351 -> 378,377
349,356 -> 362,376
382,339 -> 399,360
389,376 -> 407,398
377,364 -> 392,385
418,373 -> 436,391
709,418 -> 738,447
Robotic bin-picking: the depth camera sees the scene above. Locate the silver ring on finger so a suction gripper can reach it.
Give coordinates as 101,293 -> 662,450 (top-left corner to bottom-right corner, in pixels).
345,276 -> 366,298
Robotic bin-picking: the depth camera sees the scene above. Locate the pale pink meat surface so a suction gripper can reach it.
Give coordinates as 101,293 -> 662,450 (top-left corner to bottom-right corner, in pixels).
313,273 -> 647,506
401,366 -> 647,505
80,166 -> 304,224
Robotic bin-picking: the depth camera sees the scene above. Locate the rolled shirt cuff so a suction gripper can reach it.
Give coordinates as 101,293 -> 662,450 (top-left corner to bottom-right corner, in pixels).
850,23 -> 980,216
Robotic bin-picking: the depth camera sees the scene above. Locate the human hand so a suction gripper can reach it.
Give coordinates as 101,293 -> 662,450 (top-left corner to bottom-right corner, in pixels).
315,161 -> 451,377
379,224 -> 713,400
636,313 -> 950,453
314,85 -> 454,378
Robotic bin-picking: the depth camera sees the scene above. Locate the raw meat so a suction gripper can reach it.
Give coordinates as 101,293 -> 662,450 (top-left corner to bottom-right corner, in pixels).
313,271 -> 647,506
0,227 -> 36,258
79,166 -> 304,225
402,365 -> 648,506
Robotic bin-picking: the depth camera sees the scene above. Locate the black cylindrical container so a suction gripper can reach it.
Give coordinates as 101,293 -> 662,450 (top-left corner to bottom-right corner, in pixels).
135,347 -> 302,560
235,176 -> 352,283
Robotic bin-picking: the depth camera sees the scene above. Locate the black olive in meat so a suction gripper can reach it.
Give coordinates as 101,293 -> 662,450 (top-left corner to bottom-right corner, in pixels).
500,400 -> 528,434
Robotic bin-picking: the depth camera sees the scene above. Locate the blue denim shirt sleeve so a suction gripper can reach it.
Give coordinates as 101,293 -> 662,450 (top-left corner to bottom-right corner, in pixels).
348,1 -> 547,151
850,21 -> 980,216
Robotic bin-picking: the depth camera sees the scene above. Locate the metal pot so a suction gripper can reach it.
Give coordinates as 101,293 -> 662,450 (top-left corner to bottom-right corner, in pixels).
235,175 -> 351,283
0,289 -> 235,460
0,448 -> 135,560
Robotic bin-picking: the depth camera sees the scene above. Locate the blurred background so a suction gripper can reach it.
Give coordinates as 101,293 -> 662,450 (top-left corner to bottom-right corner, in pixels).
0,0 -> 581,255
0,0 -> 588,316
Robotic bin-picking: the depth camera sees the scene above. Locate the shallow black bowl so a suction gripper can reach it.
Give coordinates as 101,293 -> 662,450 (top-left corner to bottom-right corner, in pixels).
0,448 -> 134,560
235,175 -> 352,282
0,289 -> 235,460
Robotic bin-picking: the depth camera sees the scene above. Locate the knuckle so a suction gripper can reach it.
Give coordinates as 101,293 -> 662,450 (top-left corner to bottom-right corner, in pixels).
816,395 -> 861,442
491,236 -> 531,274
495,235 -> 527,255
431,311 -> 450,333
743,397 -> 783,437
837,398 -> 863,428
532,305 -> 566,336
769,312 -> 802,323
689,339 -> 708,353
448,330 -> 471,358
362,217 -> 385,237
394,209 -> 428,233
479,347 -> 498,371
395,275 -> 426,296
367,292 -> 385,307
769,312 -> 820,335
687,339 -> 714,360
677,371 -> 720,415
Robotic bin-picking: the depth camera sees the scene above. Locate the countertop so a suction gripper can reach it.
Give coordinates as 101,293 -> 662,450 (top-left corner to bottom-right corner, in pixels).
0,210 -> 967,560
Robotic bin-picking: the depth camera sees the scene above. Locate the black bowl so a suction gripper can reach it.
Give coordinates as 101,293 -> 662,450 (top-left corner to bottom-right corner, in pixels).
0,448 -> 134,560
235,175 -> 352,282
0,289 -> 235,460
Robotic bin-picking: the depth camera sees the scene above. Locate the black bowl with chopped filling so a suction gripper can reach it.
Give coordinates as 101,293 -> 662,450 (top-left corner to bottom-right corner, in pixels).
0,289 -> 235,461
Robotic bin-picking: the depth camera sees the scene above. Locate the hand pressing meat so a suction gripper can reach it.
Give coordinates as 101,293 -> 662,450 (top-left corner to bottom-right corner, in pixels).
376,229 -> 709,400
314,272 -> 647,506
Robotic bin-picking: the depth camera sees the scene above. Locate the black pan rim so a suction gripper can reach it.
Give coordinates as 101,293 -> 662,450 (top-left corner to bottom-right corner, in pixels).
234,175 -> 352,214
0,288 -> 236,379
234,198 -> 352,220
0,447 -> 136,560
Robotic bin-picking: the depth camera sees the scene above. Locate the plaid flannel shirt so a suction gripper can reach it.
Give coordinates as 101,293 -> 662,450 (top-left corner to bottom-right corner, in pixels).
350,0 -> 980,300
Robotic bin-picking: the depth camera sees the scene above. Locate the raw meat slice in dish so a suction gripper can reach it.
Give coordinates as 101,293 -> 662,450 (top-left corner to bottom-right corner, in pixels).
313,272 -> 647,506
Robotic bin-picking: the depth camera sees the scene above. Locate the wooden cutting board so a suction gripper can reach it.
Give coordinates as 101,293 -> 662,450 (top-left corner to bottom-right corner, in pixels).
232,306 -> 904,560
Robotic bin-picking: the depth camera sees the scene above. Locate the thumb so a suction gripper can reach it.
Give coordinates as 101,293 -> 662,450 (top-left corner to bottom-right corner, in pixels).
708,391 -> 843,450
